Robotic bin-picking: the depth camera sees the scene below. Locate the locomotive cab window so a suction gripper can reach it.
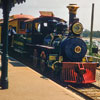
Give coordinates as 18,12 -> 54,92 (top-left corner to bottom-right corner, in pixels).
34,22 -> 48,35
43,23 -> 48,27
37,24 -> 41,33
34,23 -> 41,34
41,22 -> 49,34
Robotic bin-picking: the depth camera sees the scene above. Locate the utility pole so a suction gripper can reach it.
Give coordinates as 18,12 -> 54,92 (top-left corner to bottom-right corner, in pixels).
89,3 -> 94,55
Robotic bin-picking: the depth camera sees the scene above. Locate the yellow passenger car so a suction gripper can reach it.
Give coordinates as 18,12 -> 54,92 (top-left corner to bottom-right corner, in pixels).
0,14 -> 34,42
8,14 -> 34,34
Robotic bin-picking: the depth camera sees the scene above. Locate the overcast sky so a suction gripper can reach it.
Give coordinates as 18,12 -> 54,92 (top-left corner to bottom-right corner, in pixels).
0,0 -> 100,31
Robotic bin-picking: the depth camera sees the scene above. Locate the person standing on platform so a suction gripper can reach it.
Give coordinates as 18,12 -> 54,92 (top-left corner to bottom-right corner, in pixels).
8,25 -> 16,47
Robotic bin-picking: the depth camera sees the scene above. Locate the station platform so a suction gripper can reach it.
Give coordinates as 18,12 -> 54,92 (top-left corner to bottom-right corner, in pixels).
0,57 -> 85,100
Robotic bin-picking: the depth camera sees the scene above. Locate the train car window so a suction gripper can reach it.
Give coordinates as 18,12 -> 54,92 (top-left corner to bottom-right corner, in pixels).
26,23 -> 32,33
19,21 -> 26,30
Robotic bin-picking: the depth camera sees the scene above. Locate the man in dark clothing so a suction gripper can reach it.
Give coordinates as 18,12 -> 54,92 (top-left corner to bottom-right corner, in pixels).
8,25 -> 16,47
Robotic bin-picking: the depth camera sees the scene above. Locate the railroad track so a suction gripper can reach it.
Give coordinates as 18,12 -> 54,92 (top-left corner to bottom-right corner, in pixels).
67,84 -> 100,100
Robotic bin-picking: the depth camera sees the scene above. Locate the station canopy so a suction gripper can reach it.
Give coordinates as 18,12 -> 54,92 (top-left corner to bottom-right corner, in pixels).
0,0 -> 26,9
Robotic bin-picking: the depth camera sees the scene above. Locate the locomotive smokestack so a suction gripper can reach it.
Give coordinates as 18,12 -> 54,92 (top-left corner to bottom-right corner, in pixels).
67,4 -> 79,24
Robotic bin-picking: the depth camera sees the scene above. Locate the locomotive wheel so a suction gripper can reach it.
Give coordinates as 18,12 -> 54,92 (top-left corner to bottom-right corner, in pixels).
40,51 -> 47,74
33,49 -> 38,67
40,59 -> 46,74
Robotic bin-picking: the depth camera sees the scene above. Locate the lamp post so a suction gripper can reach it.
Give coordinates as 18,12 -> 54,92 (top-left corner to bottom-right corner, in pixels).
1,0 -> 10,89
0,0 -> 26,89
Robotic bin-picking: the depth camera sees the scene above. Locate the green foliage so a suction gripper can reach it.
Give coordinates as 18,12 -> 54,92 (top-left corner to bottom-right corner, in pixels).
82,29 -> 100,38
82,29 -> 90,37
82,29 -> 100,57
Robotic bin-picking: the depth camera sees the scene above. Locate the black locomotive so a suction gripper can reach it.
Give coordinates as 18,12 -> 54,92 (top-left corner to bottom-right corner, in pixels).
11,4 -> 97,84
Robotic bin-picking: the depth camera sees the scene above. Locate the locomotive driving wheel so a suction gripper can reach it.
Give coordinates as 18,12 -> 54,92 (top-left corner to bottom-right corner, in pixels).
40,59 -> 47,74
40,51 -> 47,74
33,49 -> 38,67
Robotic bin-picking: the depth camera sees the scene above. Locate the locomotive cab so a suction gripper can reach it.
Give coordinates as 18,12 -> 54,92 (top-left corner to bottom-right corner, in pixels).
31,17 -> 68,45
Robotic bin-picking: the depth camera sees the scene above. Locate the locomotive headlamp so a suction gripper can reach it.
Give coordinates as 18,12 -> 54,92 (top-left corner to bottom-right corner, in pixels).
72,22 -> 83,35
74,46 -> 81,53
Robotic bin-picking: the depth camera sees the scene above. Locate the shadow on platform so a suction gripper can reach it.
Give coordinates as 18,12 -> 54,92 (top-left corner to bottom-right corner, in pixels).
9,61 -> 26,67
8,57 -> 16,61
40,75 -> 48,80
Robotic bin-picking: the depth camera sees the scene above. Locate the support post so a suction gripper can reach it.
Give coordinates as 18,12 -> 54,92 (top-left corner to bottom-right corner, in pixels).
89,3 -> 94,55
1,0 -> 10,89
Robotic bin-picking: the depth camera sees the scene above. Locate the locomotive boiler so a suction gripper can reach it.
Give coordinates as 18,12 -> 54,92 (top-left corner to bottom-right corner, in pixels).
12,4 -> 97,84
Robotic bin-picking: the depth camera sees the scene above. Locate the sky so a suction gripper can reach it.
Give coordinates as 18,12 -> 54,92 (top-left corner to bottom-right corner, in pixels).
0,0 -> 100,31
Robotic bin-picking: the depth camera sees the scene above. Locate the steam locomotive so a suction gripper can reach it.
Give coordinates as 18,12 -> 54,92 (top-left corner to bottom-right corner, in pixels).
1,4 -> 97,84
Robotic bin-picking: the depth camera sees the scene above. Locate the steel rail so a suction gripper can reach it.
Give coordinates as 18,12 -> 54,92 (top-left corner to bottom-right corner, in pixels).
67,84 -> 100,100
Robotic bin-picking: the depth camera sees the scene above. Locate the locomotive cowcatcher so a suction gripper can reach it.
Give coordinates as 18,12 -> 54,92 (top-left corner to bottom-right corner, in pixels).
12,4 -> 97,84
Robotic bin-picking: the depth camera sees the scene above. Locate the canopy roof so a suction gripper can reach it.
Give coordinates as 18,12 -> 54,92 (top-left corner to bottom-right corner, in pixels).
0,0 -> 26,8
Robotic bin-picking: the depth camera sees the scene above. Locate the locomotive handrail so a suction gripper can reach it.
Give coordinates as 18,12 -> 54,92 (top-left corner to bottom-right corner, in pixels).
26,43 -> 55,49
36,44 -> 55,49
